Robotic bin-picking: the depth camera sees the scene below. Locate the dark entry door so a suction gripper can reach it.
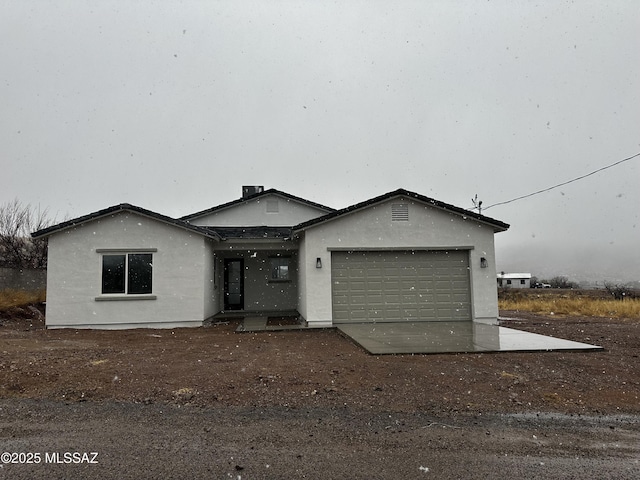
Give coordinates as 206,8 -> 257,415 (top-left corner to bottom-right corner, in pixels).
224,259 -> 244,310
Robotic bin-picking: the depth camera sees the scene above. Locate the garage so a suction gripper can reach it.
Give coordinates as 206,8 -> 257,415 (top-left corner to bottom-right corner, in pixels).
331,250 -> 472,323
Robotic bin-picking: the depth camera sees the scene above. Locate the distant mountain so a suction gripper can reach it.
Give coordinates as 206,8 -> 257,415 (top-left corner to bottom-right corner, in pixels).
496,242 -> 639,285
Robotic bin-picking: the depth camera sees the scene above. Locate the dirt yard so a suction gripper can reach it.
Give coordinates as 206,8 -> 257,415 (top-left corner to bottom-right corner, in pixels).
0,305 -> 639,478
1,306 -> 638,414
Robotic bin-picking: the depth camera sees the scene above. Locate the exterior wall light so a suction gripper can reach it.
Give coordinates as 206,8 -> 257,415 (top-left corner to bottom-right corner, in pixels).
480,257 -> 488,268
316,257 -> 322,268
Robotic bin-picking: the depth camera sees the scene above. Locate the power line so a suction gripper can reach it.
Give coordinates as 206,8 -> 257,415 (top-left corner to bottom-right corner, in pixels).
474,151 -> 640,212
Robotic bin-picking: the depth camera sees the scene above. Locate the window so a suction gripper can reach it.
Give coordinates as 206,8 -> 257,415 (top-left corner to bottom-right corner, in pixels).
506,279 -> 512,285
102,253 -> 153,295
520,279 -> 526,285
270,257 -> 289,281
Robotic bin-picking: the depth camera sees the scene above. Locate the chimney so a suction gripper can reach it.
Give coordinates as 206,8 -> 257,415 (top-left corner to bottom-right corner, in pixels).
242,186 -> 264,199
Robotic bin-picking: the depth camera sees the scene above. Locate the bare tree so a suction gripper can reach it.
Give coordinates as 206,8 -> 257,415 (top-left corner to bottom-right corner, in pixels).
548,276 -> 578,289
0,199 -> 54,269
604,282 -> 634,301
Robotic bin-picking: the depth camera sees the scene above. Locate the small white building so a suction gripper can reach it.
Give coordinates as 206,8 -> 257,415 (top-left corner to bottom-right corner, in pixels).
497,272 -> 532,289
33,187 -> 510,329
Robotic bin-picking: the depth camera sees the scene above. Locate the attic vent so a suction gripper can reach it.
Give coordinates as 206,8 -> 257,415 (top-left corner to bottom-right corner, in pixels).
391,203 -> 409,221
266,199 -> 279,213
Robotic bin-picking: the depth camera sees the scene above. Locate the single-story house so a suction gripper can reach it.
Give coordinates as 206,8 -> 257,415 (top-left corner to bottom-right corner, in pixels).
497,272 -> 532,289
32,187 -> 509,329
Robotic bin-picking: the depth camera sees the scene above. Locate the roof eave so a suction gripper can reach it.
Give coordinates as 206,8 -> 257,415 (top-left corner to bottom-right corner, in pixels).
180,188 -> 336,221
293,189 -> 510,233
31,204 -> 221,240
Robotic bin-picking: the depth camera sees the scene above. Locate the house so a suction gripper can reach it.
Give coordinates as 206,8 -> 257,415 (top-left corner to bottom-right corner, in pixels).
32,187 -> 509,329
497,272 -> 532,289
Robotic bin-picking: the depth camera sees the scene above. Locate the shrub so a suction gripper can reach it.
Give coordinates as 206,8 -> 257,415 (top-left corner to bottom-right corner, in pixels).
547,276 -> 579,289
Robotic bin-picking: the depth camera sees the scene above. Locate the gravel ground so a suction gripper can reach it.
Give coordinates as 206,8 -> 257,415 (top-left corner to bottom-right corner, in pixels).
0,306 -> 639,478
0,400 -> 638,479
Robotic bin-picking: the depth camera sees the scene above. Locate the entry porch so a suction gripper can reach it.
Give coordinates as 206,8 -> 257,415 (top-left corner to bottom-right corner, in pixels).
211,243 -> 299,315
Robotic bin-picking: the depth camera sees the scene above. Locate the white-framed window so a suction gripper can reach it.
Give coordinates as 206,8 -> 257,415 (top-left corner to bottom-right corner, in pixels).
100,251 -> 154,295
269,257 -> 290,281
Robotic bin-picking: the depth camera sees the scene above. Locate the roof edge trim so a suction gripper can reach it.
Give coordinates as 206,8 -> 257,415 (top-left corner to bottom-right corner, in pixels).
293,189 -> 510,232
31,203 -> 221,240
180,188 -> 336,221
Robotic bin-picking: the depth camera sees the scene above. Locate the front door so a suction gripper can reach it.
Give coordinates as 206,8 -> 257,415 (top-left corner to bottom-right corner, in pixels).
224,259 -> 244,310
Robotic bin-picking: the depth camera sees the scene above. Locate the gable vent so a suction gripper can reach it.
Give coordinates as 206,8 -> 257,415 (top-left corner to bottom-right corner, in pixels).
266,199 -> 279,213
391,203 -> 409,221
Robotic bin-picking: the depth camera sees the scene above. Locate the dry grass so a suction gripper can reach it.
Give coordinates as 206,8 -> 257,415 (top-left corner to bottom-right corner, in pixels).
499,291 -> 640,319
0,289 -> 46,311
3,287 -> 639,319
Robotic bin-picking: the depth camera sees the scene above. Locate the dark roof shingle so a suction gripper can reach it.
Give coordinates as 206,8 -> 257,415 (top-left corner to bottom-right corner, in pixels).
180,188 -> 335,221
31,204 -> 221,240
293,189 -> 510,232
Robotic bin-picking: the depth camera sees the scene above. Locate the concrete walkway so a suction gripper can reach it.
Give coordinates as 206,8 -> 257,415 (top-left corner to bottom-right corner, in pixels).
235,316 -> 307,332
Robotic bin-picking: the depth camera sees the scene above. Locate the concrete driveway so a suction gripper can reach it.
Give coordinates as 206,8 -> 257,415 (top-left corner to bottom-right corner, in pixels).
336,321 -> 603,354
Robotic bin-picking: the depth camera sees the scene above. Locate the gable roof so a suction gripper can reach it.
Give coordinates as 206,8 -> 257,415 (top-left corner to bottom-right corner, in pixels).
180,188 -> 336,221
31,203 -> 221,240
293,189 -> 510,232
33,189 -> 509,240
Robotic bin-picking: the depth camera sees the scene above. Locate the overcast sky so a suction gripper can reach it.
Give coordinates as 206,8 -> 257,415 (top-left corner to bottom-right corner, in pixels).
2,1 -> 639,282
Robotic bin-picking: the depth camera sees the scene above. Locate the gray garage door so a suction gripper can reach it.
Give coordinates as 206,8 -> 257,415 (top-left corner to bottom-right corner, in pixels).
332,250 -> 471,323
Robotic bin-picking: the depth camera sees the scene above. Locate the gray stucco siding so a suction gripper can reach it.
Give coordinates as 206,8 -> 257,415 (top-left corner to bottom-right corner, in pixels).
298,197 -> 500,327
203,239 -> 219,319
45,211 -> 211,329
189,194 -> 328,227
